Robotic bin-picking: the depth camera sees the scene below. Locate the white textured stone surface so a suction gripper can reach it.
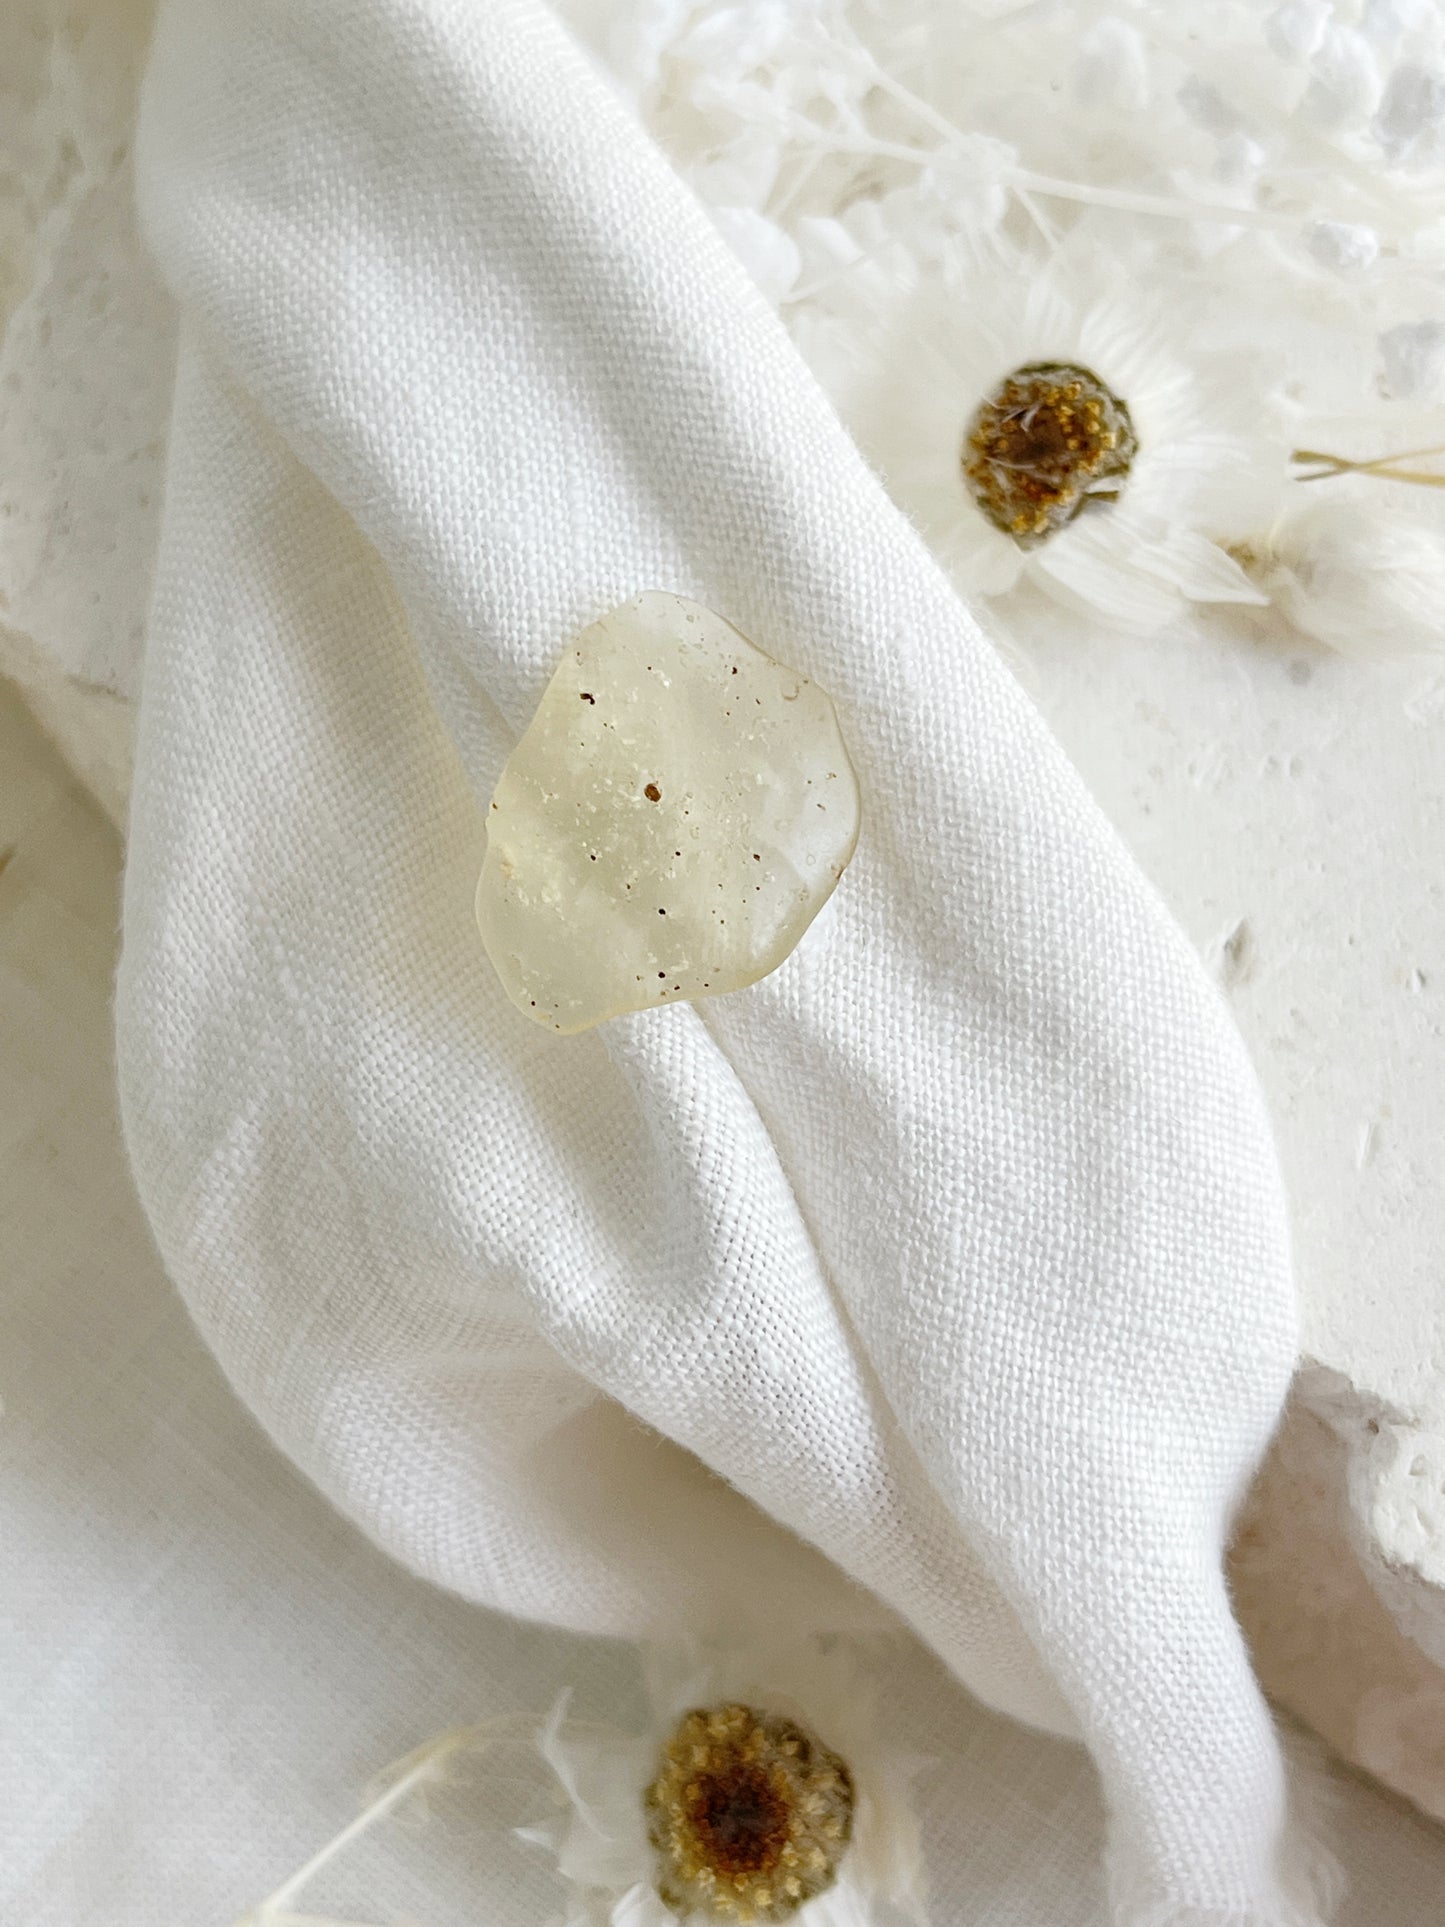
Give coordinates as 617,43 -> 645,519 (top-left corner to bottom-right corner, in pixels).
1234,1398 -> 1445,1826
1011,602 -> 1445,1416
0,0 -> 175,694
0,622 -> 131,830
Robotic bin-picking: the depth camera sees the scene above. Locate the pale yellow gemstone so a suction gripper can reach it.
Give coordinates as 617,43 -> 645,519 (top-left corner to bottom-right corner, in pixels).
476,592 -> 860,1034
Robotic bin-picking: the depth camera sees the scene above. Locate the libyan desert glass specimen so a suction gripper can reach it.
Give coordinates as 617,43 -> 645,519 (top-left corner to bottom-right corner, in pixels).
476,592 -> 861,1033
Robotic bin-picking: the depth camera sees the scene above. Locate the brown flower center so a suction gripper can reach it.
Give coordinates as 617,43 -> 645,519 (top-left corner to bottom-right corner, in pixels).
690,1762 -> 790,1873
962,361 -> 1137,548
645,1702 -> 855,1923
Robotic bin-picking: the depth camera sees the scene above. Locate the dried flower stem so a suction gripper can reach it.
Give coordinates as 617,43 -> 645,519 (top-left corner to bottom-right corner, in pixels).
807,34 -> 1313,233
795,126 -> 1309,230
1292,443 -> 1445,488
808,16 -> 1441,244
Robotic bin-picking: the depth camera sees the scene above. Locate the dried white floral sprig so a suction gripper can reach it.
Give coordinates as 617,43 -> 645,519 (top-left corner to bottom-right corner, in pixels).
567,0 -> 1445,657
525,1638 -> 928,1926
230,1639 -> 928,1927
231,1717 -> 539,1927
1234,485 -> 1445,658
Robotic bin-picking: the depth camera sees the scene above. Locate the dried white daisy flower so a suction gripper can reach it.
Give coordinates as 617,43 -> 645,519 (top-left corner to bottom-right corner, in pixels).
228,1641 -> 923,1927
848,258 -> 1282,632
524,1638 -> 927,1927
1235,483 -> 1445,656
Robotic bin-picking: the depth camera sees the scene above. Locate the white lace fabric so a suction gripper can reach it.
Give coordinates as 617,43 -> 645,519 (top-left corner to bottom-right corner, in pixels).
118,2 -> 1316,1919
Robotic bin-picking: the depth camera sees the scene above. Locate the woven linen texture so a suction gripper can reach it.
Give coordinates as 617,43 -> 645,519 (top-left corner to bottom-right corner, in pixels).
120,2 -> 1308,1919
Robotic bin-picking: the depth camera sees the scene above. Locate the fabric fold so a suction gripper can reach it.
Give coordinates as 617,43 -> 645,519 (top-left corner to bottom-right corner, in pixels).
121,1 -> 1313,1918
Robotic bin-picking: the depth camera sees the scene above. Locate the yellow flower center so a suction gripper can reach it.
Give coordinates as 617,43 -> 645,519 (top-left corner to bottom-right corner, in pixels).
645,1702 -> 855,1923
962,361 -> 1137,547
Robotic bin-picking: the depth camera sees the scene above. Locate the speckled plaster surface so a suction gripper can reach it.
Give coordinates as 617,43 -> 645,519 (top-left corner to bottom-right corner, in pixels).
1012,589 -> 1445,1720
1017,604 -> 1445,1409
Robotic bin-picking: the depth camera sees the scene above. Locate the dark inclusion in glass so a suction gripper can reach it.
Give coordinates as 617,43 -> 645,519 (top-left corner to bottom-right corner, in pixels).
962,360 -> 1138,548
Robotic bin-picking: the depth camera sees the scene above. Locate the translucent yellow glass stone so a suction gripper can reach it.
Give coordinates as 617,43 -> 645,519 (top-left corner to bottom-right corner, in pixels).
476,592 -> 861,1034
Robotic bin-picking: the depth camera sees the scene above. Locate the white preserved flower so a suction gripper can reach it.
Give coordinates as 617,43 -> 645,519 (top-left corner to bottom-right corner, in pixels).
1240,489 -> 1445,656
228,1639 -> 924,1927
846,256 -> 1280,631
524,1638 -> 927,1927
566,0 -> 1445,663
669,1 -> 811,83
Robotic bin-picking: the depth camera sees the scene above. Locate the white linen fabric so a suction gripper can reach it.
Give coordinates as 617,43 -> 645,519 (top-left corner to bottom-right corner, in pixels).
23,681 -> 1445,1927
120,2 -> 1312,1920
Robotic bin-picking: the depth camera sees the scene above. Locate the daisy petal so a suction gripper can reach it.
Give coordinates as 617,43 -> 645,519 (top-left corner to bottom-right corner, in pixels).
1031,523 -> 1184,630
947,516 -> 1028,595
608,1880 -> 671,1927
1135,528 -> 1269,604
